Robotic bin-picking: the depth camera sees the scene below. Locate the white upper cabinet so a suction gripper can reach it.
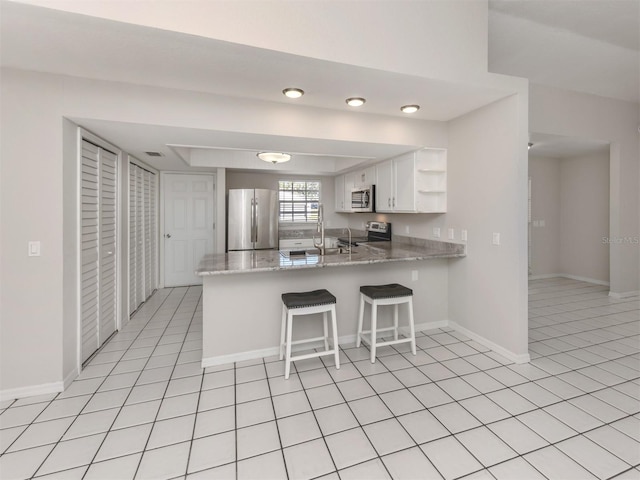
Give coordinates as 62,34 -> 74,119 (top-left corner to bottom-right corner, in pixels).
334,165 -> 376,212
375,148 -> 447,213
355,166 -> 376,187
334,174 -> 346,212
375,159 -> 394,212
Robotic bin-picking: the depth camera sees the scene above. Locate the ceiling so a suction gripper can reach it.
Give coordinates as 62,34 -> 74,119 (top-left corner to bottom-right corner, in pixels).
489,0 -> 639,103
2,1 -> 637,171
1,1 -> 513,174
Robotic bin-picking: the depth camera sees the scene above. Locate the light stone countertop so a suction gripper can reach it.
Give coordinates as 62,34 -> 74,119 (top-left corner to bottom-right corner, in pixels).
196,239 -> 465,276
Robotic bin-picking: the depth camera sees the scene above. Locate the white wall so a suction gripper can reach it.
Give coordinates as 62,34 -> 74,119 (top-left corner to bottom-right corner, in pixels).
1,70 -> 65,396
529,156 -> 561,276
530,84 -> 639,295
18,0 -> 488,82
446,94 -> 530,361
559,151 -> 610,284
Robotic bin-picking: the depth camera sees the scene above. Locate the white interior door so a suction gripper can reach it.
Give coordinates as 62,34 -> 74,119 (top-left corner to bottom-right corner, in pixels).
164,173 -> 215,287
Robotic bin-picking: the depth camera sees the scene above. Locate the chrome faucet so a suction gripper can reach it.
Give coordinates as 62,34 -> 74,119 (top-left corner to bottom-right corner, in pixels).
313,203 -> 325,255
342,226 -> 352,254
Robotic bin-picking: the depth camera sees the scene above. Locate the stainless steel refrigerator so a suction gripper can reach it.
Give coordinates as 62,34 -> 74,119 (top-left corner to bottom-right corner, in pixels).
227,189 -> 279,251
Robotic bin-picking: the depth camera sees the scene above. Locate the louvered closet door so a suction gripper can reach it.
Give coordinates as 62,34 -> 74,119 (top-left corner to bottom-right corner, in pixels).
144,171 -> 152,299
148,173 -> 157,294
81,142 -> 100,363
99,150 -> 118,342
80,139 -> 119,364
128,163 -> 157,314
129,166 -> 139,313
135,167 -> 145,305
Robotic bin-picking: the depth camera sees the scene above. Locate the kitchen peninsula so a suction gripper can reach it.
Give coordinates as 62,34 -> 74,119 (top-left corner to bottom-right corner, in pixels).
196,239 -> 465,367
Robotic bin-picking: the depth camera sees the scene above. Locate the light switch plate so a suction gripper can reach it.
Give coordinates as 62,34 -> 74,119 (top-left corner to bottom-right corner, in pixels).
448,228 -> 455,240
433,227 -> 441,238
492,233 -> 501,245
411,270 -> 419,281
461,230 -> 468,242
28,241 -> 41,257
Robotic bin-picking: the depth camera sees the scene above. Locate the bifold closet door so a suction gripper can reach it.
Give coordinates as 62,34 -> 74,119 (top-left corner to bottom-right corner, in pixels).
128,163 -> 158,314
99,149 -> 118,342
80,140 -> 118,364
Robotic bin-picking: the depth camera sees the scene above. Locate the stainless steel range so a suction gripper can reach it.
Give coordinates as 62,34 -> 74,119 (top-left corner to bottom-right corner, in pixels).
338,221 -> 391,246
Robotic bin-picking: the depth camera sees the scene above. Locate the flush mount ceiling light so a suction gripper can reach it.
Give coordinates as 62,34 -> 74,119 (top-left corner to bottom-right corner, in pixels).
346,97 -> 366,107
257,152 -> 291,164
400,105 -> 420,114
282,88 -> 304,99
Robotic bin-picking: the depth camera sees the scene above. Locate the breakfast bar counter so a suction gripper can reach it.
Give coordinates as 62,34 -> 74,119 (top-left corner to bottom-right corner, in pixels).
196,239 -> 465,367
196,239 -> 465,276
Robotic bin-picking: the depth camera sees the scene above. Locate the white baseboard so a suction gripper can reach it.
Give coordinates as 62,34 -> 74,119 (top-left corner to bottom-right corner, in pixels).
63,367 -> 79,390
201,333 -> 360,368
609,290 -> 639,299
0,380 -> 64,403
449,321 -> 531,364
529,273 -> 610,286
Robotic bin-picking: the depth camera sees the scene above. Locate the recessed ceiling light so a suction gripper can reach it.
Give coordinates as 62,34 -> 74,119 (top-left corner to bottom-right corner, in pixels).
400,105 -> 420,114
257,152 -> 291,164
346,97 -> 366,107
283,88 -> 304,99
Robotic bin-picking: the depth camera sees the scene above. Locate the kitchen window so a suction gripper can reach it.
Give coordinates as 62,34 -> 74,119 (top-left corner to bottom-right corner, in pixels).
278,180 -> 320,223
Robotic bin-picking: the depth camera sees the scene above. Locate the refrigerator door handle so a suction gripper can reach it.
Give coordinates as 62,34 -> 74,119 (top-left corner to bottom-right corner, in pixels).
250,198 -> 256,243
254,200 -> 259,241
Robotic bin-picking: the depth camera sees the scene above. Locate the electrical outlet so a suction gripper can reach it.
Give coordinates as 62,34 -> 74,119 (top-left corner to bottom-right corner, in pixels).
448,228 -> 455,240
533,220 -> 540,227
405,225 -> 410,234
411,270 -> 419,281
433,227 -> 441,238
461,229 -> 468,242
492,232 -> 501,245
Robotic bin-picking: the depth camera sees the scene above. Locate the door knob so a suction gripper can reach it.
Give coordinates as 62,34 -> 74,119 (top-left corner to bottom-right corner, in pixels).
165,233 -> 172,239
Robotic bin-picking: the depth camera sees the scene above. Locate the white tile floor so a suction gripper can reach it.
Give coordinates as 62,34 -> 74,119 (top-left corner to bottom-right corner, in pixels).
0,278 -> 638,479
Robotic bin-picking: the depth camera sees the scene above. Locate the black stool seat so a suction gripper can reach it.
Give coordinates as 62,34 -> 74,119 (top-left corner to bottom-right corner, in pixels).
360,283 -> 413,299
282,289 -> 336,309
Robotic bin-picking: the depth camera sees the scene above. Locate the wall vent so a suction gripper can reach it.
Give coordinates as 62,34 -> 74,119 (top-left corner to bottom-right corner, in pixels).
145,151 -> 163,157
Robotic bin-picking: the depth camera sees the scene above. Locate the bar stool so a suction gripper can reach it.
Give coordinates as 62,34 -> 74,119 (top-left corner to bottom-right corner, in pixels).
280,289 -> 340,379
357,283 -> 417,363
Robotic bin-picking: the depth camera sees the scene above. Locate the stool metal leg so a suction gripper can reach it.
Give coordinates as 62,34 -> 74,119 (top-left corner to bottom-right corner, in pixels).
284,310 -> 294,379
370,299 -> 378,363
330,304 -> 340,369
279,304 -> 287,361
356,294 -> 365,347
408,297 -> 417,355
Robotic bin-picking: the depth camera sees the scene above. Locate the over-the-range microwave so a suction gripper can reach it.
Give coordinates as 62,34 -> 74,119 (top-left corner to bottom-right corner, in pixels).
351,185 -> 375,212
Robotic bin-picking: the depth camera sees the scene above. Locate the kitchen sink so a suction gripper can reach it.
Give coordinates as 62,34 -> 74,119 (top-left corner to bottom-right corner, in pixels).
280,247 -> 355,258
322,247 -> 355,256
